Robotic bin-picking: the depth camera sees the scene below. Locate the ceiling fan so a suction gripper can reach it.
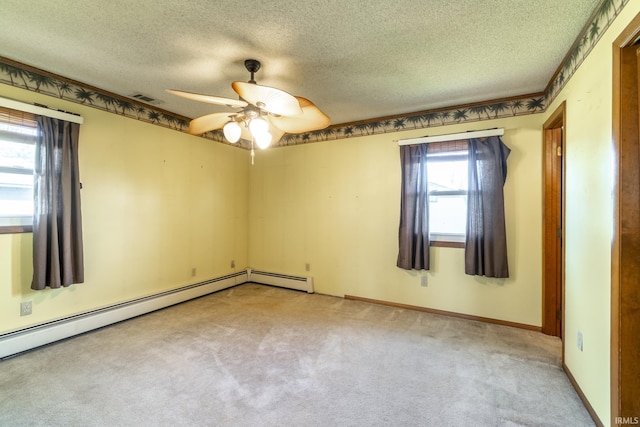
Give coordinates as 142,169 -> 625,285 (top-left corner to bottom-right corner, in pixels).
167,59 -> 330,150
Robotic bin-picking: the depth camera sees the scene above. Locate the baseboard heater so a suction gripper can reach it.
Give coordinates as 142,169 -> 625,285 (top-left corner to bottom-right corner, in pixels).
0,270 -> 248,359
247,269 -> 314,294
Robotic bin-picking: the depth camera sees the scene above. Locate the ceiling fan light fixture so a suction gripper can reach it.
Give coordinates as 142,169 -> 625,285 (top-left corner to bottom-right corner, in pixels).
255,130 -> 272,149
223,120 -> 241,143
249,116 -> 269,136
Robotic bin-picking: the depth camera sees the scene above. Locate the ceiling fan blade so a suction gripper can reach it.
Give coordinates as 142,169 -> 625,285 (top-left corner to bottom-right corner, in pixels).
166,89 -> 248,109
231,81 -> 302,116
188,112 -> 235,135
268,97 -> 330,134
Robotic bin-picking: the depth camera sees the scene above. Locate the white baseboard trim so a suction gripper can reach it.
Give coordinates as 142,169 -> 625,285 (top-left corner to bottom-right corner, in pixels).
0,270 -> 248,359
247,269 -> 314,293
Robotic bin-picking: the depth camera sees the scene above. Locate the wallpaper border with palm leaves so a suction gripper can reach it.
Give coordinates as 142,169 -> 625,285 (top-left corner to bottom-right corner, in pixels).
0,0 -> 628,149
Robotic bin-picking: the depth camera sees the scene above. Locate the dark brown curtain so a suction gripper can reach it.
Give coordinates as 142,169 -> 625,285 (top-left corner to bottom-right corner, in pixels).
32,116 -> 84,290
465,136 -> 510,278
397,144 -> 430,270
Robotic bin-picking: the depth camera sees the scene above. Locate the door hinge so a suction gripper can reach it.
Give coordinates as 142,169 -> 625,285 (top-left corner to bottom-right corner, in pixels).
556,309 -> 562,320
557,228 -> 562,238
556,146 -> 562,157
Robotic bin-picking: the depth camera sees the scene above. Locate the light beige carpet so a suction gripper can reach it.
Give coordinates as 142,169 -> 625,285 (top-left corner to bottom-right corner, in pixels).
0,283 -> 594,426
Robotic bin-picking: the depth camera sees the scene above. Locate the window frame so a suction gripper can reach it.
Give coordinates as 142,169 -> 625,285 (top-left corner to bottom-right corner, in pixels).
426,141 -> 468,248
0,107 -> 37,234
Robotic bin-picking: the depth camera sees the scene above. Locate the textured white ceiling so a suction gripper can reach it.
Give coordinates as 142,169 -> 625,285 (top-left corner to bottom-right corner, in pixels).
0,0 -> 599,125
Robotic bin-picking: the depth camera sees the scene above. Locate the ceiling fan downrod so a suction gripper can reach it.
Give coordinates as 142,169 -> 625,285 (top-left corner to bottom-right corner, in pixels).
244,59 -> 261,84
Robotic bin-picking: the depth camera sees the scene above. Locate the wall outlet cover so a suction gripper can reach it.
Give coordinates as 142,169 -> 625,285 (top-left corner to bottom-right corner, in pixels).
577,330 -> 583,351
20,301 -> 32,316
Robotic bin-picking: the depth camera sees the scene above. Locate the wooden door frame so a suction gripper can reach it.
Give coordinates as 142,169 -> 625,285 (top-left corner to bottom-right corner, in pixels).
612,12 -> 640,424
542,102 -> 566,342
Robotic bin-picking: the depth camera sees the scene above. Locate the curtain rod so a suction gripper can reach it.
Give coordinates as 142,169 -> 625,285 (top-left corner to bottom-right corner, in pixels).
0,96 -> 83,124
396,128 -> 503,146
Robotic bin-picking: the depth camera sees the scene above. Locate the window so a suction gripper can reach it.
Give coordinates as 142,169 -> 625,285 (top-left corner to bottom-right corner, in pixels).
427,140 -> 468,245
398,134 -> 510,273
0,107 -> 37,232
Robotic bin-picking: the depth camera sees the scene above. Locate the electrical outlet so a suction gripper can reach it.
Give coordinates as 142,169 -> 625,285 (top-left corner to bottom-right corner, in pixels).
577,331 -> 583,351
20,301 -> 32,316
191,268 -> 196,277
230,260 -> 235,269
305,263 -> 310,272
421,276 -> 428,287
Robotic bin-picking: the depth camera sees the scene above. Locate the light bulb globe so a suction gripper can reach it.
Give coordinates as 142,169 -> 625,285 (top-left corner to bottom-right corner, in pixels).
255,131 -> 272,149
223,121 -> 241,143
249,117 -> 269,137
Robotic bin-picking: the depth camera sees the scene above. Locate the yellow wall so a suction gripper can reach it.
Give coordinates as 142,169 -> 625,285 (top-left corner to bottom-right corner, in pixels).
543,3 -> 640,425
249,114 -> 545,326
0,84 -> 249,334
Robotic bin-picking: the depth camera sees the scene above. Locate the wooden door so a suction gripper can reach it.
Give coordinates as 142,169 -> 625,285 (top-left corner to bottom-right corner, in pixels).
542,106 -> 565,338
612,19 -> 640,423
